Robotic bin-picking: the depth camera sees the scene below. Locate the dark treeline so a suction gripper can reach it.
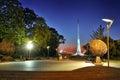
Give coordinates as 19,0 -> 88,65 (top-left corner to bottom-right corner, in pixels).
0,0 -> 65,60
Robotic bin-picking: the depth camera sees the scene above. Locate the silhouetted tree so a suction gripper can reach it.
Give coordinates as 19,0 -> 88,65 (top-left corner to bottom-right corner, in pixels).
90,25 -> 105,40
115,40 -> 120,58
47,28 -> 65,57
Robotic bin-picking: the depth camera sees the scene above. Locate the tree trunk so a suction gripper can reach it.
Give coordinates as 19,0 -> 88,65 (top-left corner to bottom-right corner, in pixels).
94,56 -> 102,66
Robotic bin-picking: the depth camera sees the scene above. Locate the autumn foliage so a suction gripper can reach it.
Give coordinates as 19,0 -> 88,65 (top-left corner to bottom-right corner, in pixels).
0,41 -> 15,56
89,39 -> 107,56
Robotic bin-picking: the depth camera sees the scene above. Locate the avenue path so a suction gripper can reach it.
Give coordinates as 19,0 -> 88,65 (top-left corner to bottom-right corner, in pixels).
0,60 -> 94,71
0,59 -> 119,71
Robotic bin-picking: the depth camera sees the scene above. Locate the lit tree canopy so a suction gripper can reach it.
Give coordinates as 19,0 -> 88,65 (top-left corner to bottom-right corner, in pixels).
89,39 -> 107,56
0,0 -> 66,58
0,0 -> 25,44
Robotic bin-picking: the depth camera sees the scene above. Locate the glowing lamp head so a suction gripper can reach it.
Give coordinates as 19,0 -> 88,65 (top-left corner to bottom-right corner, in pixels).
60,50 -> 63,53
102,18 -> 114,29
102,19 -> 114,23
47,46 -> 50,49
27,41 -> 33,50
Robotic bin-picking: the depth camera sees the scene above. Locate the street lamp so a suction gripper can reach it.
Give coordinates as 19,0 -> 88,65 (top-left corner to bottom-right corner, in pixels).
102,18 -> 114,67
47,46 -> 50,59
26,41 -> 33,60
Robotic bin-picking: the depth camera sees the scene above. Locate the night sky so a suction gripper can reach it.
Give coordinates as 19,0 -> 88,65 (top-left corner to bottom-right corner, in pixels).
19,0 -> 120,48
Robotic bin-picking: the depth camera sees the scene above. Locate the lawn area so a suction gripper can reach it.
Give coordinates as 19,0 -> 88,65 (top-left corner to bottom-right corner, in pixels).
103,59 -> 120,68
0,66 -> 120,80
73,66 -> 120,80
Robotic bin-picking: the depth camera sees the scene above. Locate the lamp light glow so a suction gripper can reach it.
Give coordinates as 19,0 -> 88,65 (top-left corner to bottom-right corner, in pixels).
102,19 -> 114,23
47,46 -> 50,49
27,41 -> 33,50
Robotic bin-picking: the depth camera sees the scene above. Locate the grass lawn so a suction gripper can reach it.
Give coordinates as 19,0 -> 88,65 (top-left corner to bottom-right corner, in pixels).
102,59 -> 120,68
0,66 -> 120,80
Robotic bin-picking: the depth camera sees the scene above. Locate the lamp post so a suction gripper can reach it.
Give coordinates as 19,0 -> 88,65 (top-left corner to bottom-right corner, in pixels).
47,46 -> 50,59
26,41 -> 33,60
102,18 -> 114,67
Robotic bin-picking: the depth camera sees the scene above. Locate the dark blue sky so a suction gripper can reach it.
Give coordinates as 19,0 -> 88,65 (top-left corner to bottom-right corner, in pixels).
19,0 -> 120,47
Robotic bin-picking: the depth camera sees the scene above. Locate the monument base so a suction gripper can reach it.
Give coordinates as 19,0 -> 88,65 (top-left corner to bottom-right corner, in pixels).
73,52 -> 84,56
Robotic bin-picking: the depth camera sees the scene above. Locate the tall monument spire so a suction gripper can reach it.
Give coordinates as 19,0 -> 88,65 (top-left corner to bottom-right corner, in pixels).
74,20 -> 83,56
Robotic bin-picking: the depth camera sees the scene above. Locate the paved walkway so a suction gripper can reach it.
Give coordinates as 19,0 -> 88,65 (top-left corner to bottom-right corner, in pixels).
0,60 -> 95,71
0,60 -> 120,71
